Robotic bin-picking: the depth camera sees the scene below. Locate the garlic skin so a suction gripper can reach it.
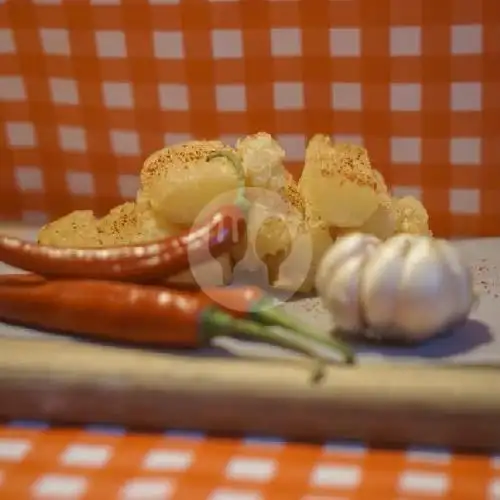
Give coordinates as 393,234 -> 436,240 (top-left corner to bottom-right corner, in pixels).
317,233 -> 475,342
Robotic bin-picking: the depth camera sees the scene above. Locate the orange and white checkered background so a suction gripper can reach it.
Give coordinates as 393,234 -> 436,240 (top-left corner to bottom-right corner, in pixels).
0,0 -> 499,237
0,421 -> 500,499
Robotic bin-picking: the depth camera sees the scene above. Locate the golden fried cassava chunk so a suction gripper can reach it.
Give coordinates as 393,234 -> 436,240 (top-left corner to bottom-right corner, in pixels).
138,140 -> 231,201
38,210 -> 102,247
299,135 -> 382,228
393,196 -> 432,235
145,155 -> 242,226
236,132 -> 287,191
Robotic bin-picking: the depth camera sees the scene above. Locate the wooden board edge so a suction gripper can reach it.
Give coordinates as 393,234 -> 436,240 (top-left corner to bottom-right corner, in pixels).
1,337 -> 500,451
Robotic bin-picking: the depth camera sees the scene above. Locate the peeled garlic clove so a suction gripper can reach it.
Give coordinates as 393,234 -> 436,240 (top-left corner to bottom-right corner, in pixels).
323,254 -> 367,332
315,233 -> 380,296
360,234 -> 412,334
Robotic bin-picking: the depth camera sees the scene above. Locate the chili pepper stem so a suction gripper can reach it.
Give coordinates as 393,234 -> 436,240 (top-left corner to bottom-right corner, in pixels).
207,151 -> 251,213
249,298 -> 355,365
201,307 -> 326,383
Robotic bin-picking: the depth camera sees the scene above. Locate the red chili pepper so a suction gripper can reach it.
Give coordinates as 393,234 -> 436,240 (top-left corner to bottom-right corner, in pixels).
0,275 -> 351,381
0,151 -> 250,281
0,205 -> 245,281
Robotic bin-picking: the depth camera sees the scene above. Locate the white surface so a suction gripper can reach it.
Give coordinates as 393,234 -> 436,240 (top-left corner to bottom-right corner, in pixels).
1,226 -> 500,365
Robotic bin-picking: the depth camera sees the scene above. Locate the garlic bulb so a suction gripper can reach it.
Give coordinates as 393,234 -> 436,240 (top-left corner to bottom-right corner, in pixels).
316,233 -> 475,342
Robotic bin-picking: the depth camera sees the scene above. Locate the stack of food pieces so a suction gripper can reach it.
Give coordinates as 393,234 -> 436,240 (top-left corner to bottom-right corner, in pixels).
38,133 -> 431,292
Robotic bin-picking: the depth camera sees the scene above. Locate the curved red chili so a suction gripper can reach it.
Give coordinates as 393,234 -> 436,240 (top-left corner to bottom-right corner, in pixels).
0,152 -> 249,281
0,275 -> 355,379
0,205 -> 246,281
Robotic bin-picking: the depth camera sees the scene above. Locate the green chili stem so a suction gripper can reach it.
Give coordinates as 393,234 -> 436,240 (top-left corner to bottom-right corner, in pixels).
207,151 -> 251,212
249,298 -> 355,365
201,307 -> 326,384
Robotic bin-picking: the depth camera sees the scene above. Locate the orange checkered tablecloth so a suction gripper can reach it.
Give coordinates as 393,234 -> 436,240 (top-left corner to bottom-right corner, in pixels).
0,421 -> 499,500
1,0 -> 499,237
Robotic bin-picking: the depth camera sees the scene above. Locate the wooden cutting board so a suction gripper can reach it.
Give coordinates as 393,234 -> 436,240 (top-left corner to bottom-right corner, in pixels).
1,336 -> 500,451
